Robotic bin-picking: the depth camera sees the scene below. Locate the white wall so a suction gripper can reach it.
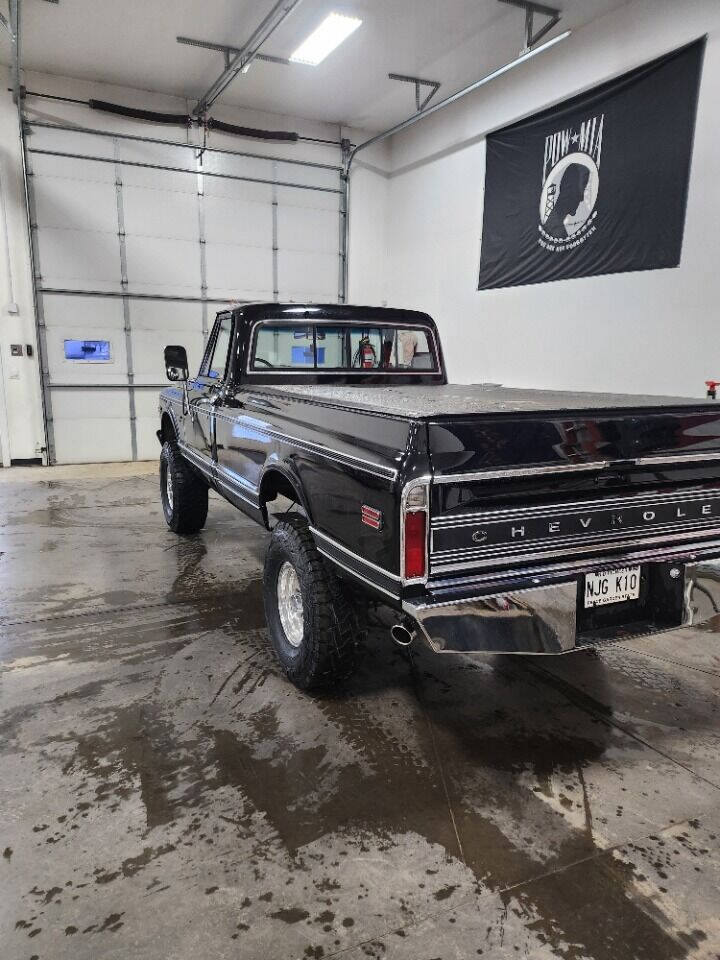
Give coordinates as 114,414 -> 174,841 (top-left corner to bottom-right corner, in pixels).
0,69 -> 383,463
0,87 -> 45,463
346,142 -> 390,307
378,0 -> 720,398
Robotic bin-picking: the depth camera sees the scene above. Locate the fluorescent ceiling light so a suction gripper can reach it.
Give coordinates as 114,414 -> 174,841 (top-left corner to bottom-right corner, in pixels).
290,13 -> 362,65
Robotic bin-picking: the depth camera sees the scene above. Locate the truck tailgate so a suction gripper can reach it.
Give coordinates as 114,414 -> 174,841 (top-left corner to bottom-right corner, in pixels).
427,405 -> 720,578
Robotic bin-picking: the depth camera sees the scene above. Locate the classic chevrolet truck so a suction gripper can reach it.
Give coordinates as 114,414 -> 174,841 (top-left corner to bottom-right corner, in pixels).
158,303 -> 720,689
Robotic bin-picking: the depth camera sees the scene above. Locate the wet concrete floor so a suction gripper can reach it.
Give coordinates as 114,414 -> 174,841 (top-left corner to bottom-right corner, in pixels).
1,464 -> 719,960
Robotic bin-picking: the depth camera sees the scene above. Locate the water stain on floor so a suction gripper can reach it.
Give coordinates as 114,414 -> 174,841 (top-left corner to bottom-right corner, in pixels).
1,471 -> 720,960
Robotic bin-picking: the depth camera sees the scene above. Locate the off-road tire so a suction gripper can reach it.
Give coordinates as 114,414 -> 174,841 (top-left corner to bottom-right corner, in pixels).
160,440 -> 208,535
264,515 -> 358,690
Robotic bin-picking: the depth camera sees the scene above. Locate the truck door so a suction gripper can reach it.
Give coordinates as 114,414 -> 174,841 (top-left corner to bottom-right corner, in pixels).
213,318 -> 265,514
185,313 -> 234,462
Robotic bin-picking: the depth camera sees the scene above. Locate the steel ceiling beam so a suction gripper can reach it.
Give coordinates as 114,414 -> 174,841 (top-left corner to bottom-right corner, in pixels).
388,73 -> 441,112
497,0 -> 561,51
177,35 -> 290,68
191,0 -> 303,117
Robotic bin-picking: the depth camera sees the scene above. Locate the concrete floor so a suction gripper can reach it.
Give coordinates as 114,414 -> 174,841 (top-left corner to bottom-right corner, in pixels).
1,464 -> 720,960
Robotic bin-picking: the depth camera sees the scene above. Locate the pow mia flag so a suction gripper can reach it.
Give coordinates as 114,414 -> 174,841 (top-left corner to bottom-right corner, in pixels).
478,38 -> 706,290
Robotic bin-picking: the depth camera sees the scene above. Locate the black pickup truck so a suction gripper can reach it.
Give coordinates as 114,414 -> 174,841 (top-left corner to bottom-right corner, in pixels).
158,303 -> 720,689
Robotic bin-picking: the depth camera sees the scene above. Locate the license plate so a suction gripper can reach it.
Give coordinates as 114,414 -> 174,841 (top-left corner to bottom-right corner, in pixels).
584,566 -> 641,608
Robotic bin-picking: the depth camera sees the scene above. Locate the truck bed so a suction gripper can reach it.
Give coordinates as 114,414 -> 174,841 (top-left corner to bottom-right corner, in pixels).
256,383 -> 714,419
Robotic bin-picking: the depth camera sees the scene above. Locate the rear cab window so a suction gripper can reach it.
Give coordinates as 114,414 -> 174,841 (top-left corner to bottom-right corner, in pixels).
250,322 -> 438,372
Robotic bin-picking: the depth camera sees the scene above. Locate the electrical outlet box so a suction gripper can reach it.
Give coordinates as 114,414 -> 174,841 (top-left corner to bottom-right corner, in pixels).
10,344 -> 23,357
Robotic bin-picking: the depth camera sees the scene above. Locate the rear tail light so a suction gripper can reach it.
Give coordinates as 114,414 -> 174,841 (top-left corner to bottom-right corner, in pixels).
404,510 -> 427,580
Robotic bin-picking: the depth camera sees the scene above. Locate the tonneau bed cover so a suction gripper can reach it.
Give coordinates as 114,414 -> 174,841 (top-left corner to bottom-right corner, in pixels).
255,383 -> 715,419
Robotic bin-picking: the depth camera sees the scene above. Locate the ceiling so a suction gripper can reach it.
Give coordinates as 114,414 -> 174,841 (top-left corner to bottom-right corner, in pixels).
2,0 -> 627,130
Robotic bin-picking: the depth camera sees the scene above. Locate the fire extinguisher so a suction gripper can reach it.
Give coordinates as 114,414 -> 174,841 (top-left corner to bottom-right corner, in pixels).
356,336 -> 376,369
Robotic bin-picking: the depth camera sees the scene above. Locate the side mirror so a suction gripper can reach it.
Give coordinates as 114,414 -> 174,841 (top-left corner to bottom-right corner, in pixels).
164,344 -> 188,382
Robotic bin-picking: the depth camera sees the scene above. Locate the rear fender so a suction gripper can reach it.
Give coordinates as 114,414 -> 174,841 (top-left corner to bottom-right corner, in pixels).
259,461 -> 312,529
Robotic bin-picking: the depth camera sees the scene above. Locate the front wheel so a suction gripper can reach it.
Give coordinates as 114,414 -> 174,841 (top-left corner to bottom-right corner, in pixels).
263,516 -> 358,690
160,441 -> 208,535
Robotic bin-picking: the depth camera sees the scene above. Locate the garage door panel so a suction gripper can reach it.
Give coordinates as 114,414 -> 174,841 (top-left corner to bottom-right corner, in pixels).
119,140 -> 194,171
124,235 -> 200,291
46,331 -> 128,386
53,419 -> 133,464
278,249 -> 338,301
135,416 -> 163,462
120,163 -> 197,194
133,389 -> 166,420
132,329 -> 205,383
42,295 -> 125,330
30,152 -> 117,184
128,300 -> 203,333
123,185 -> 198,241
204,195 -> 272,245
202,152 -> 276,184
277,205 -> 339,254
52,390 -> 133,464
276,161 -> 340,192
32,128 -> 116,160
33,177 -> 119,234
37,226 -> 122,291
203,177 -> 273,205
276,184 -> 339,212
205,242 -> 273,300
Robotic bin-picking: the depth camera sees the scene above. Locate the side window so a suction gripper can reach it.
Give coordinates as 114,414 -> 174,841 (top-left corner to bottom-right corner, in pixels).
204,315 -> 234,381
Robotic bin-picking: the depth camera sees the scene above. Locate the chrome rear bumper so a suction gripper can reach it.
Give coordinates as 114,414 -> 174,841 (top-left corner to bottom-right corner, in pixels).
403,547 -> 720,655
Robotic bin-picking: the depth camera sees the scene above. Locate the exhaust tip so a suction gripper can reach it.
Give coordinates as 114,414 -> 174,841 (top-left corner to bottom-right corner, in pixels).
391,623 -> 416,647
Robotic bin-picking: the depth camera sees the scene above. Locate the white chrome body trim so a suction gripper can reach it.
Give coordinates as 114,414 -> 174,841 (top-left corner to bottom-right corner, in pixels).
637,452 -> 720,467
178,442 -> 260,510
434,462 -> 611,483
430,525 -> 720,574
215,461 -> 260,496
433,452 -> 720,485
431,485 -> 720,528
429,536 -> 720,591
309,526 -> 401,581
315,547 -> 400,600
212,407 -> 397,481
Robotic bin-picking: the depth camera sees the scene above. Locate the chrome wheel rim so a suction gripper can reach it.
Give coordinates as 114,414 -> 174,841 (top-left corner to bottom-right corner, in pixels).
277,561 -> 303,648
165,466 -> 174,512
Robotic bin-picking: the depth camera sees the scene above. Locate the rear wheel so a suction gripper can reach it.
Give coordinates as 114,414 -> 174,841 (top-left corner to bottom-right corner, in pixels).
263,515 -> 358,690
160,441 -> 208,535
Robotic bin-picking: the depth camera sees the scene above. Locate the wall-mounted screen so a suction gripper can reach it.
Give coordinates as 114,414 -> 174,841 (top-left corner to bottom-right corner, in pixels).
64,340 -> 111,362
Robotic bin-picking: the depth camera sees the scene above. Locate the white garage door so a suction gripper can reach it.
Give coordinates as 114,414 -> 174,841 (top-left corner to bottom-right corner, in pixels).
24,121 -> 344,464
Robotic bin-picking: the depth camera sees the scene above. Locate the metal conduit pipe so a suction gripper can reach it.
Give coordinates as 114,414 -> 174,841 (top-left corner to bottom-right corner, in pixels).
340,29 -> 571,300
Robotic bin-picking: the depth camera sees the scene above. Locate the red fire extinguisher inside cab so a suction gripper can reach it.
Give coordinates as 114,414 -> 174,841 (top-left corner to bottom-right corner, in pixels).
359,336 -> 376,369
